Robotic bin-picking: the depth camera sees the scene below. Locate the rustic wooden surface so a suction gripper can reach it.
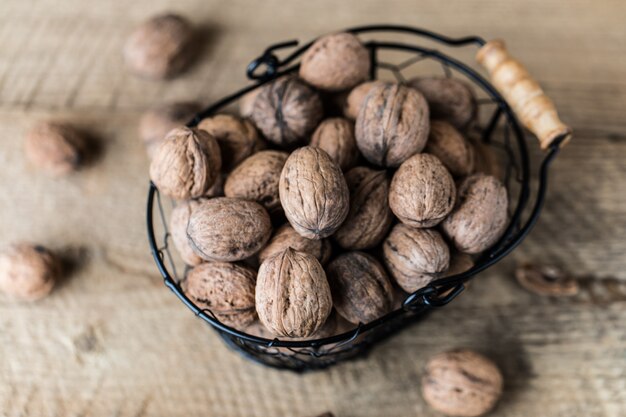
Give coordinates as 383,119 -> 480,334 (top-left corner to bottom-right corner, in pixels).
1,1 -> 625,416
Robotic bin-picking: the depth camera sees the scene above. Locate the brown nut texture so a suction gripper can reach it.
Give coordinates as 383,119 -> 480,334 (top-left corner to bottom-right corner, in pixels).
355,83 -> 430,167
515,263 -> 579,297
149,127 -> 221,200
334,167 -> 393,250
0,243 -> 58,301
239,88 -> 262,119
187,197 -> 272,262
445,252 -> 475,277
422,349 -> 503,417
198,114 -> 259,171
279,146 -> 349,239
182,261 -> 257,328
24,121 -> 84,176
139,101 -> 201,158
169,199 -> 205,266
258,224 -> 332,265
255,248 -> 332,338
442,174 -> 508,254
310,118 -> 358,171
383,224 -> 450,292
426,120 -> 475,177
251,77 -> 323,147
123,13 -> 194,79
327,252 -> 394,325
389,153 -> 456,228
344,80 -> 383,120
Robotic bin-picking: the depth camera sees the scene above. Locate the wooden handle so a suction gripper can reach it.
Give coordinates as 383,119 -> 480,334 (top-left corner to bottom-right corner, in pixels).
476,40 -> 572,149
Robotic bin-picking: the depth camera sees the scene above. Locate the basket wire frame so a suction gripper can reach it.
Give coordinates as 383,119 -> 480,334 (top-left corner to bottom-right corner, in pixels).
146,25 -> 564,372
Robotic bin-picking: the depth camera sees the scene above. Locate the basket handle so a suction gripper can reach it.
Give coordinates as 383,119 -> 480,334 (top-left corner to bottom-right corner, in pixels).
476,39 -> 572,149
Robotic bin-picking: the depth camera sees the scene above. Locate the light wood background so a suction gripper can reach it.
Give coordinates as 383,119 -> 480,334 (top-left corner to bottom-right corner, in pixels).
1,1 -> 625,416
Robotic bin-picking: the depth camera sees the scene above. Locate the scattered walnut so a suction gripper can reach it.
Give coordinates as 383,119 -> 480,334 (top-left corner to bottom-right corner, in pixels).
389,153 -> 456,228
24,121 -> 85,177
0,243 -> 59,301
149,127 -> 221,200
138,101 -> 201,158
422,349 -> 503,417
355,83 -> 429,167
442,174 -> 508,254
258,224 -> 332,265
426,120 -> 475,177
299,32 -> 370,91
310,118 -> 358,171
187,197 -> 272,262
334,167 -> 393,250
169,199 -> 205,266
515,263 -> 579,297
279,146 -> 349,239
198,114 -> 259,171
256,248 -> 332,338
344,80 -> 383,120
238,88 -> 262,119
383,224 -> 450,292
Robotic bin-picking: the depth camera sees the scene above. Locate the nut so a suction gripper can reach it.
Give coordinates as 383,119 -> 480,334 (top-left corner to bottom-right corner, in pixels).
445,252 -> 475,277
138,101 -> 201,158
198,114 -> 259,171
24,121 -> 84,176
187,197 -> 272,262
425,120 -> 475,177
389,153 -> 456,228
149,127 -> 221,200
442,174 -> 508,254
256,248 -> 332,338
422,349 -> 503,417
279,146 -> 349,239
204,173 -> 226,198
344,80 -> 383,120
515,263 -> 579,297
123,13 -> 194,79
355,83 -> 429,167
310,118 -> 358,171
251,76 -> 323,147
238,88 -> 262,118
182,261 -> 256,328
334,167 -> 393,250
327,252 -> 394,324
383,224 -> 450,292
0,243 -> 59,301
299,32 -> 370,91
258,224 -> 332,265
169,199 -> 205,266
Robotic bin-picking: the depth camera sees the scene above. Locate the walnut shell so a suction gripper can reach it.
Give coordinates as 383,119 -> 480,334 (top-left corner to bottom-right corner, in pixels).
344,80 -> 383,120
251,77 -> 323,147
389,153 -> 456,228
327,252 -> 394,325
149,127 -> 221,200
0,243 -> 58,301
442,174 -> 508,254
204,172 -> 226,198
256,248 -> 332,338
187,197 -> 272,262
123,13 -> 194,79
279,146 -> 350,239
445,252 -> 475,277
239,88 -> 262,119
299,32 -> 370,91
334,167 -> 393,250
422,349 -> 503,417
169,199 -> 205,266
24,121 -> 84,176
515,263 -> 579,297
355,83 -> 430,167
383,224 -> 450,292
258,224 -> 332,265
310,118 -> 358,171
224,150 -> 288,212
182,261 -> 256,328
409,76 -> 477,130
138,101 -> 201,158
198,114 -> 259,171
426,120 -> 475,177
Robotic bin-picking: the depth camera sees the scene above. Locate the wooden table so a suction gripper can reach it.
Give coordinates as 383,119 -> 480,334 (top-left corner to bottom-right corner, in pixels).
1,1 -> 624,416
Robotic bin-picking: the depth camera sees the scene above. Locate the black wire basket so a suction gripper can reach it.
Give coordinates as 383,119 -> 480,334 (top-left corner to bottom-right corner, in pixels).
146,25 -> 571,372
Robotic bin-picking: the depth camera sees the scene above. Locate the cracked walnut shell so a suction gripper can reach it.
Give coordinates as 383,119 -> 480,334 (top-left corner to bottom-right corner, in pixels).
0,243 -> 59,301
258,224 -> 332,265
198,114 -> 260,171
310,118 -> 358,171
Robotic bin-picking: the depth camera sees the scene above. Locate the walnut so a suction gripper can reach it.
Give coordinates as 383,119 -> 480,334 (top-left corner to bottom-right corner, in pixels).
515,263 -> 579,297
445,252 -> 475,277
187,197 -> 272,262
204,173 -> 226,198
299,32 -> 370,91
389,153 -> 456,228
442,174 -> 508,254
255,248 -> 332,338
24,121 -> 85,176
355,83 -> 429,167
383,224 -> 450,292
123,13 -> 194,79
334,167 -> 393,250
422,349 -> 503,417
198,114 -> 259,171
310,118 -> 358,171
426,120 -> 475,177
182,261 -> 256,328
251,77 -> 323,148
238,88 -> 262,118
279,146 -> 349,239
344,80 -> 383,120
149,127 -> 221,200
224,150 -> 288,212
258,224 -> 332,265
327,252 -> 394,324
0,243 -> 59,301
138,101 -> 200,158
409,76 -> 477,130
169,199 -> 205,266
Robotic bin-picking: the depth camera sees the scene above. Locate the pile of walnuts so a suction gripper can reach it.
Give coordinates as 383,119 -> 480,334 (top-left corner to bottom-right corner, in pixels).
148,32 -> 509,340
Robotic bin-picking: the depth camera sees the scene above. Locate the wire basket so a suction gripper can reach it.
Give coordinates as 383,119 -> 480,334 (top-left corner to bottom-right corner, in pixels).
146,25 -> 571,372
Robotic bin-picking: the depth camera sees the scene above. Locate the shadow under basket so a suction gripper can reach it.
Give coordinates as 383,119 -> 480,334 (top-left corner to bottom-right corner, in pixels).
146,25 -> 570,372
